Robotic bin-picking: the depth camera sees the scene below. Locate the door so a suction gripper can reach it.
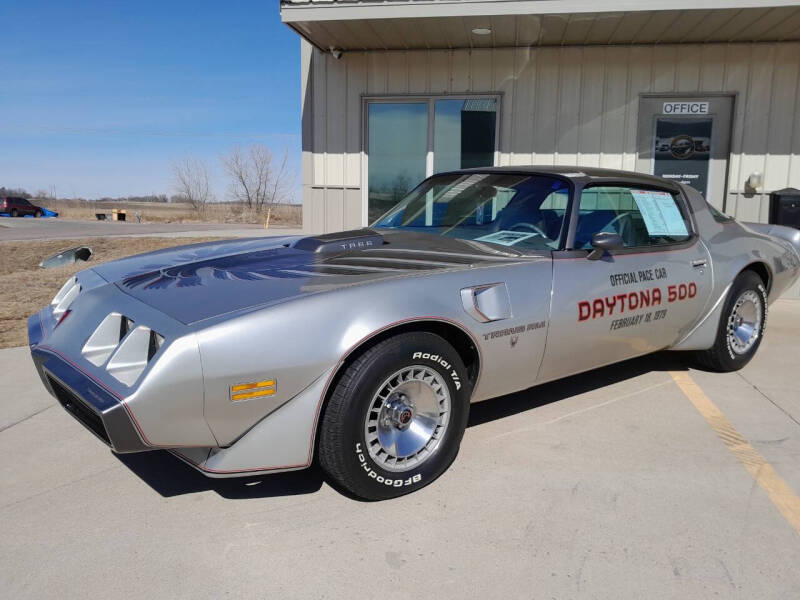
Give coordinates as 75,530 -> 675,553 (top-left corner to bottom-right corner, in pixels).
537,184 -> 712,383
636,95 -> 733,211
19,199 -> 34,215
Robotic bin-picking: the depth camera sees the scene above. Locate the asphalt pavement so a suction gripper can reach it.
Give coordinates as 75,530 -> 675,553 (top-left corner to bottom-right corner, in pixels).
1,300 -> 799,599
0,216 -> 303,241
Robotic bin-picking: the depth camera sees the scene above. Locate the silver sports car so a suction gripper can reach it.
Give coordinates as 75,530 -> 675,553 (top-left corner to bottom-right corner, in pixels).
28,167 -> 800,500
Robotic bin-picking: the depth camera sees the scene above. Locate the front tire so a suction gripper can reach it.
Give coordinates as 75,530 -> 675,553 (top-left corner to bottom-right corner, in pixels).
318,332 -> 471,500
34,210 -> 42,218
695,271 -> 767,372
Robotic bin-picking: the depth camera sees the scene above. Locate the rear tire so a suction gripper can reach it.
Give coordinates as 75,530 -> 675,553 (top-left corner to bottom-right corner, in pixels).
10,208 -> 18,217
694,271 -> 767,372
318,332 -> 470,500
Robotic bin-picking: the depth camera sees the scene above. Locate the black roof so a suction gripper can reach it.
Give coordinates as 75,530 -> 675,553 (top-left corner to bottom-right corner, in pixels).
458,165 -> 680,190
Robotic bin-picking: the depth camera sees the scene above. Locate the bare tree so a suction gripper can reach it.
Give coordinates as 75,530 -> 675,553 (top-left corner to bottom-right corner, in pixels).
34,189 -> 54,202
171,158 -> 215,216
222,144 -> 293,210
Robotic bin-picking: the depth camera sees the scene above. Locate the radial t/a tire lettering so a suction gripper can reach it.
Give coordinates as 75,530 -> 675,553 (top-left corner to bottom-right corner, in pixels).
318,332 -> 471,501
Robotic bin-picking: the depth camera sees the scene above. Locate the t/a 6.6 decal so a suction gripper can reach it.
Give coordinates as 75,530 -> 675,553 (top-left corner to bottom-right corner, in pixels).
578,268 -> 698,331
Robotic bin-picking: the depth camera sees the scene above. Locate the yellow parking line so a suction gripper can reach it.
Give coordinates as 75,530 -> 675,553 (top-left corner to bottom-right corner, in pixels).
670,371 -> 800,536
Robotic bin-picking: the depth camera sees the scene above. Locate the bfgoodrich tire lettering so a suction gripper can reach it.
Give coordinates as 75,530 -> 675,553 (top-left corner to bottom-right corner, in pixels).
318,332 -> 471,500
695,271 -> 767,372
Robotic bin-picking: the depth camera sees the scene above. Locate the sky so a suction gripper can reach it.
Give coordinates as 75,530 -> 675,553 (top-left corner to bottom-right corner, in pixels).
0,0 -> 301,201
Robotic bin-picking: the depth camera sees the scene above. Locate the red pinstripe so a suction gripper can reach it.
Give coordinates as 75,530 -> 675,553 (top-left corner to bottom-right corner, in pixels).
177,316 -> 482,475
36,345 -> 199,449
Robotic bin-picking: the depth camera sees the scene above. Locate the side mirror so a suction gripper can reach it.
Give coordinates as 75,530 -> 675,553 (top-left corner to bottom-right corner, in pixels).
587,232 -> 622,260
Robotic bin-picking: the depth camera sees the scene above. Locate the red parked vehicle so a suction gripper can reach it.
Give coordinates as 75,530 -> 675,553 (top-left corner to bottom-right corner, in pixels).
1,196 -> 44,217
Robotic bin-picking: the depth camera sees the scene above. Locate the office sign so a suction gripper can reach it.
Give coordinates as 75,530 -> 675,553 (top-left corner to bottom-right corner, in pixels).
653,117 -> 713,198
662,101 -> 709,115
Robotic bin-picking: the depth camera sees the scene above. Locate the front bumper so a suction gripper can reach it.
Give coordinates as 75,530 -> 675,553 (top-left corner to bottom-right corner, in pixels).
31,344 -> 150,453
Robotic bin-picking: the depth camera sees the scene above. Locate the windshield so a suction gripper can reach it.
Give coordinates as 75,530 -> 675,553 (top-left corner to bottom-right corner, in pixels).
372,172 -> 569,251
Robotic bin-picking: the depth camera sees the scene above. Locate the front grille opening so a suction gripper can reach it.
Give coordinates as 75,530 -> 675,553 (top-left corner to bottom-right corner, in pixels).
47,376 -> 110,445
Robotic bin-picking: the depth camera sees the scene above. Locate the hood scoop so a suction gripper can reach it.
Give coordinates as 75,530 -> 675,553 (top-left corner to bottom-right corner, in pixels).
293,228 -> 385,254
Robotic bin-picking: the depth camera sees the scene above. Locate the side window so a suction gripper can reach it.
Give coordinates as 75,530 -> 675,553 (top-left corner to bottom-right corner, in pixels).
574,186 -> 692,249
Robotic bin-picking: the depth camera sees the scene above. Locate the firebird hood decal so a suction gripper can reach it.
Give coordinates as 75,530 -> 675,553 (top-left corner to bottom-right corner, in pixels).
90,230 -> 528,324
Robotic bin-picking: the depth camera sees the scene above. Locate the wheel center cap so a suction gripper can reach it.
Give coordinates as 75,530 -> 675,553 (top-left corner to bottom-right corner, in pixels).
384,395 -> 415,431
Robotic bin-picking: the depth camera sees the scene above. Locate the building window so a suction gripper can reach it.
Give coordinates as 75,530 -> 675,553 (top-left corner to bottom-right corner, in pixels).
366,96 -> 499,223
367,102 -> 429,223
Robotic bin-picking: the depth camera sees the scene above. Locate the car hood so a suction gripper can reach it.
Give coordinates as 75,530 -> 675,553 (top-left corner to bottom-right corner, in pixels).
90,229 -> 527,324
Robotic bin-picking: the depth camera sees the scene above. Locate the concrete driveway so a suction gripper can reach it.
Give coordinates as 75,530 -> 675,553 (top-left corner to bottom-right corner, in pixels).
2,301 -> 799,599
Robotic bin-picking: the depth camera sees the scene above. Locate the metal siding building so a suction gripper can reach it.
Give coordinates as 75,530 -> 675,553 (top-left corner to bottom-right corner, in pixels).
282,0 -> 800,295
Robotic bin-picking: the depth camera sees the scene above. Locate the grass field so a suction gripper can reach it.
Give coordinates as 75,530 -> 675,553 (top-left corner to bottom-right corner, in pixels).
43,199 -> 301,226
0,237 -> 221,349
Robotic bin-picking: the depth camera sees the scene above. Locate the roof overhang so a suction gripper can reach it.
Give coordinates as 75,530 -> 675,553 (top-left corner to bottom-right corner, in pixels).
281,0 -> 800,51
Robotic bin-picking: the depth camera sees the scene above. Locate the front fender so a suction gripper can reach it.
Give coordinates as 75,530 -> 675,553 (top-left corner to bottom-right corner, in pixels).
171,368 -> 333,476
195,259 -> 551,448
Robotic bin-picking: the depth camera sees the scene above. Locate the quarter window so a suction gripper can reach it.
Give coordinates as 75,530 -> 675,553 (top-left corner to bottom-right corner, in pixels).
574,186 -> 692,249
707,202 -> 734,223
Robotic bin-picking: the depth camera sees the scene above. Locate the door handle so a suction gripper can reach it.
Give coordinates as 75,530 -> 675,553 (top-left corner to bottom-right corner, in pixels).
692,259 -> 708,268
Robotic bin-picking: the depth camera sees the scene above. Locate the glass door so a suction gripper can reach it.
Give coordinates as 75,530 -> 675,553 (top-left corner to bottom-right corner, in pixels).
636,96 -> 733,211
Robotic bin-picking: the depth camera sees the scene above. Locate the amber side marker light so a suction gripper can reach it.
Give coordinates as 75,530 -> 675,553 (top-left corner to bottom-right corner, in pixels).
230,379 -> 276,401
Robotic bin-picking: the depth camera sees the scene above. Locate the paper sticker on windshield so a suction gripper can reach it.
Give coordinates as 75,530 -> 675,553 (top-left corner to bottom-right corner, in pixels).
475,231 -> 536,246
631,190 -> 689,237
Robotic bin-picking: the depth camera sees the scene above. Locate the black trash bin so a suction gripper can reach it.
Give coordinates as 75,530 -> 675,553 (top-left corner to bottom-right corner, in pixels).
769,188 -> 800,230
